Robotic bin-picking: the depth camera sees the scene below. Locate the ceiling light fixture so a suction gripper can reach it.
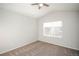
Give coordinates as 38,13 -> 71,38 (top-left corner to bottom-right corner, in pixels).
39,3 -> 43,7
32,3 -> 49,9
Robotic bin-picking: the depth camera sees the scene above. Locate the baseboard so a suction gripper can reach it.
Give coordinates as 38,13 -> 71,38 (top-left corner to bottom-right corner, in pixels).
38,40 -> 79,51
0,40 -> 37,54
0,39 -> 78,54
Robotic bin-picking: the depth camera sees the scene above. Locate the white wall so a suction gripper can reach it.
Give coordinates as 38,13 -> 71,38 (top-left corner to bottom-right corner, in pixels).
38,11 -> 79,50
77,14 -> 79,49
0,8 -> 37,54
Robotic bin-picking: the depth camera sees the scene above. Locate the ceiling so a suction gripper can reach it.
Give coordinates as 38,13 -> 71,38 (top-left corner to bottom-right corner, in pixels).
0,3 -> 79,19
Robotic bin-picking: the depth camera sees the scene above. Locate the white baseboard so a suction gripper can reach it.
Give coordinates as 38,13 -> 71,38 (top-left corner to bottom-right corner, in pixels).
0,40 -> 37,54
39,40 -> 79,51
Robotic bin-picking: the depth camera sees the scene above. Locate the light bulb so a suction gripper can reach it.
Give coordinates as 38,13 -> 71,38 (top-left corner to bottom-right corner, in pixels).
39,3 -> 43,7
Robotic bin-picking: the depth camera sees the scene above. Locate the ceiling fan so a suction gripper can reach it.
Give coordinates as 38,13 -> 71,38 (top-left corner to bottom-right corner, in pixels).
31,3 -> 49,9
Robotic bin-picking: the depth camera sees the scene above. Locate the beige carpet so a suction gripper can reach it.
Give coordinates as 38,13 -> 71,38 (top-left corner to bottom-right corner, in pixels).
0,41 -> 79,56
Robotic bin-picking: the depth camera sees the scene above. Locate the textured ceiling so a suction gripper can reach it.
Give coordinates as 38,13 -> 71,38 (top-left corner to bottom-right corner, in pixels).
0,3 -> 79,19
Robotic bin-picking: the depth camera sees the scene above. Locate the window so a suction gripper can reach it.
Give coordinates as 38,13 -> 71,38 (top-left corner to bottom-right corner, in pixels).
43,21 -> 63,38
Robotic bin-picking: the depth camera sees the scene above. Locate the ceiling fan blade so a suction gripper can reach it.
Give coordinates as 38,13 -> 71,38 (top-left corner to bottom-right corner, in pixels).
43,3 -> 49,7
31,3 -> 39,5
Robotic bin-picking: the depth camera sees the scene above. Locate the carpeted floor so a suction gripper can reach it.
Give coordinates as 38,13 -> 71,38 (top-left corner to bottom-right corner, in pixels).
0,41 -> 79,56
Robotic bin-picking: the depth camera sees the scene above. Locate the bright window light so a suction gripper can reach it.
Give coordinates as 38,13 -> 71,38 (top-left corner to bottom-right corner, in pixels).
43,21 -> 63,38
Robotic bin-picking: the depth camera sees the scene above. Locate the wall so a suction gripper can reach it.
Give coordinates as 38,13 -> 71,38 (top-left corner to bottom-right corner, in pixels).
38,11 -> 79,50
77,13 -> 79,49
0,8 -> 37,54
